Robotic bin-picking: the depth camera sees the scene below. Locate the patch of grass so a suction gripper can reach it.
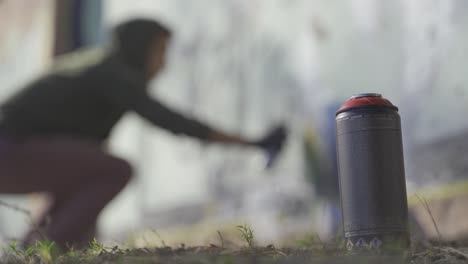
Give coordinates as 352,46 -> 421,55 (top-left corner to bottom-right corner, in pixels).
1,240 -> 59,264
236,224 -> 255,248
1,239 -> 467,264
35,240 -> 59,264
88,238 -> 108,255
2,223 -> 468,263
295,233 -> 323,249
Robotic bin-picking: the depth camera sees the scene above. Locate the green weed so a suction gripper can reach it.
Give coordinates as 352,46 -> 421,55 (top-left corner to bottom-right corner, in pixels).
88,238 -> 108,255
35,240 -> 59,264
236,224 -> 255,248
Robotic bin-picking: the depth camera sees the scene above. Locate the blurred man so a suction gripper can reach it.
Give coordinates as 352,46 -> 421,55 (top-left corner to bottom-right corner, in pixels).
0,19 -> 286,249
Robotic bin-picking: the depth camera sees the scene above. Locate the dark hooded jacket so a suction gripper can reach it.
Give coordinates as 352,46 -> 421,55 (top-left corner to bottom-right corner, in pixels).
0,19 -> 212,141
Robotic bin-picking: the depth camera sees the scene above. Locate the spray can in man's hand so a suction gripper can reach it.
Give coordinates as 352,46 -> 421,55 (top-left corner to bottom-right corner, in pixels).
335,93 -> 410,252
255,125 -> 287,169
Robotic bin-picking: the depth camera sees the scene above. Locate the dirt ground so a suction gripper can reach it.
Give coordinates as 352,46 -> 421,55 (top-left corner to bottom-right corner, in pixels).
3,243 -> 468,264
50,246 -> 468,264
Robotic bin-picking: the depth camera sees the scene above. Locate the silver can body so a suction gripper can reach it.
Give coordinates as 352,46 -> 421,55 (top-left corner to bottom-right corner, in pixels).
336,103 -> 409,251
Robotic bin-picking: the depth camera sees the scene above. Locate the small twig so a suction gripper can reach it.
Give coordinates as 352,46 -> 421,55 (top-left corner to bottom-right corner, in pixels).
436,247 -> 468,260
414,194 -> 442,245
275,250 -> 288,257
0,200 -> 31,216
412,251 -> 429,257
0,200 -> 56,244
217,230 -> 225,248
150,229 -> 167,248
141,233 -> 151,248
314,232 -> 326,249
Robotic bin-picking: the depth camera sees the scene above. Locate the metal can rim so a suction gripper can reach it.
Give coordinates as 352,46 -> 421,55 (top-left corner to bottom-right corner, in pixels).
336,93 -> 398,116
336,104 -> 398,116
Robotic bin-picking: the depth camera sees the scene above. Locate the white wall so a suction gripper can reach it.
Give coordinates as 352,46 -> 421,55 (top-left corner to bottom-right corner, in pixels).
0,0 -> 54,242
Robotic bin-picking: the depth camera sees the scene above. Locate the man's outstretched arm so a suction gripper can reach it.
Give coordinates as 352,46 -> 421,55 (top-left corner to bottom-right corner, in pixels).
130,93 -> 286,150
207,130 -> 255,146
132,94 -> 256,146
97,56 -> 284,148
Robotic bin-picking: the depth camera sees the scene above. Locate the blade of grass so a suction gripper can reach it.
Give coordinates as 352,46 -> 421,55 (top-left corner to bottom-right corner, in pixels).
414,194 -> 442,246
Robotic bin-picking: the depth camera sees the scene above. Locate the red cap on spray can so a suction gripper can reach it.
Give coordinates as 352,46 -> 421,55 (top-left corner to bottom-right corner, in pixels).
336,93 -> 398,115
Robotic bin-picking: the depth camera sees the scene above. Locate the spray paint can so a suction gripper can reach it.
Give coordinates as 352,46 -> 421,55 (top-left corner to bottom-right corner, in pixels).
335,93 -> 409,252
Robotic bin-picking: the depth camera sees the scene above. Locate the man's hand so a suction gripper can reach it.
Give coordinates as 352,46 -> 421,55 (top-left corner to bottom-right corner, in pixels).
254,125 -> 287,151
253,125 -> 287,168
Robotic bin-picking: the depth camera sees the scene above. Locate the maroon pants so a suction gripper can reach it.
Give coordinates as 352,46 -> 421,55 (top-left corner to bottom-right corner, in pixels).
0,136 -> 132,249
